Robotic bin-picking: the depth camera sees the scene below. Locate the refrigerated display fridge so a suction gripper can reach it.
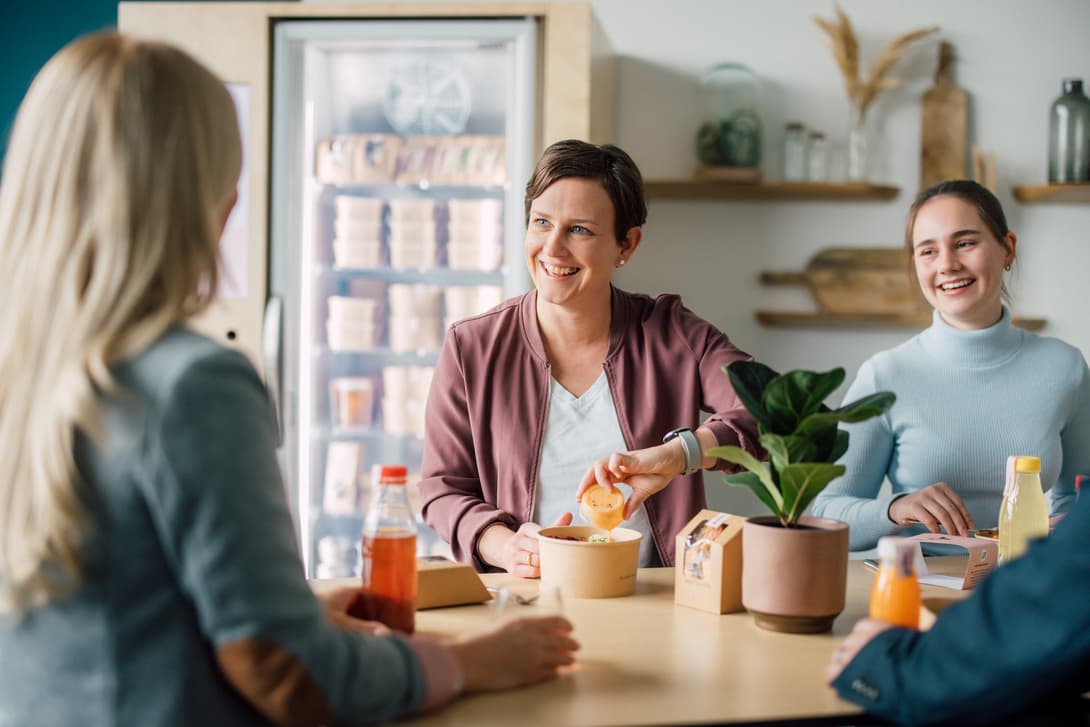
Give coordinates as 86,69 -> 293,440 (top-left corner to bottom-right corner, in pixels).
119,2 -> 615,576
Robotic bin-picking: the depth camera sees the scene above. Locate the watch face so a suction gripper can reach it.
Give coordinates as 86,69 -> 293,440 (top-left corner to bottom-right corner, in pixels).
664,428 -> 692,445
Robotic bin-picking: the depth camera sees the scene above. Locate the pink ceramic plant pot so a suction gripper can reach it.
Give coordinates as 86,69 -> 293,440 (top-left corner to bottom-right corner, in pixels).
741,515 -> 850,633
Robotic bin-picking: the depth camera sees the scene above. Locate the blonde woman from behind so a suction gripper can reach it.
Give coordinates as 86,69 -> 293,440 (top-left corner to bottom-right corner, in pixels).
0,32 -> 576,727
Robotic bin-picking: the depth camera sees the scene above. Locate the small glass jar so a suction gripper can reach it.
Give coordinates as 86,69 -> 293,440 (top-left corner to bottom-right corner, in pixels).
782,122 -> 807,181
806,131 -> 829,182
695,63 -> 763,168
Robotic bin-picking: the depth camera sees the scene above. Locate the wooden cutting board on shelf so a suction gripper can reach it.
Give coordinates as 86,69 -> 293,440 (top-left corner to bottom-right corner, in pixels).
760,247 -> 929,316
920,41 -> 968,190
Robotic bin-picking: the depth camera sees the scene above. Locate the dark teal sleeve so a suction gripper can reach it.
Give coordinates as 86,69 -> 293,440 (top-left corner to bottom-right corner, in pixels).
833,492 -> 1090,725
142,345 -> 428,724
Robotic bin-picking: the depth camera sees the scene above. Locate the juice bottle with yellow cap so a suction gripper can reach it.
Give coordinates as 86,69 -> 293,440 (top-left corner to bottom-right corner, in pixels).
997,455 -> 1049,565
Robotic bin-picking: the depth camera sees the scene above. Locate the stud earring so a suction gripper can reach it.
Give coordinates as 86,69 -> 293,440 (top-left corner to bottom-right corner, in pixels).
617,259 -> 626,267
1004,263 -> 1012,271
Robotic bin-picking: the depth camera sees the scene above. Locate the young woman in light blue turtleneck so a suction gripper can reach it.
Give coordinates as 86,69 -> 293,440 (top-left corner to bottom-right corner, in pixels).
811,180 -> 1090,551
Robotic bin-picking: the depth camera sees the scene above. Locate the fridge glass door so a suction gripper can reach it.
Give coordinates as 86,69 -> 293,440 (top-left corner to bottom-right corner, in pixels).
271,19 -> 536,577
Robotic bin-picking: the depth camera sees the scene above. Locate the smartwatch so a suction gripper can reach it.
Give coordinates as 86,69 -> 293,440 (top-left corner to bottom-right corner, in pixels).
662,427 -> 701,476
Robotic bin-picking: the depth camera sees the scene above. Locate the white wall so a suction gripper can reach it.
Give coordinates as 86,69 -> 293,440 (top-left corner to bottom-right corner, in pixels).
339,0 -> 1090,514
588,0 -> 1090,513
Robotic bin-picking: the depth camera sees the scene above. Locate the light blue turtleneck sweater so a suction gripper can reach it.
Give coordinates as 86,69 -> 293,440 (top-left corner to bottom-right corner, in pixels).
811,308 -> 1090,551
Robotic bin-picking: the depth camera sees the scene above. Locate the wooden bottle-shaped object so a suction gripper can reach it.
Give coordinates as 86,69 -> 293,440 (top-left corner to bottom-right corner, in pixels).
920,41 -> 968,190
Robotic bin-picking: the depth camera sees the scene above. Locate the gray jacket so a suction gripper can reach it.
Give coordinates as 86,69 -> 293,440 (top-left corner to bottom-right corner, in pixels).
0,328 -> 454,727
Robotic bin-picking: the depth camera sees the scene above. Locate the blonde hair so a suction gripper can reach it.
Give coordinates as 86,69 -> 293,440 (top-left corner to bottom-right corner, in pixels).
0,32 -> 242,613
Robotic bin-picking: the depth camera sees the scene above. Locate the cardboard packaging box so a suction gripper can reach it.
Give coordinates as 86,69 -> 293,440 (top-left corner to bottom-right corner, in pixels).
905,533 -> 998,590
674,509 -> 746,614
417,556 -> 491,610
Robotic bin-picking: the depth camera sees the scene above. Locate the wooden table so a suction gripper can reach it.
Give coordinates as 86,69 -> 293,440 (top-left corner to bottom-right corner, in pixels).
313,558 -> 972,726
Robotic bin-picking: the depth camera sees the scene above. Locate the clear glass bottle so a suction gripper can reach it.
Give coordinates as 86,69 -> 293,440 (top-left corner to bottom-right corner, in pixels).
868,536 -> 920,629
997,456 -> 1049,565
348,464 -> 417,633
1048,78 -> 1090,183
782,122 -> 807,181
694,63 -> 763,168
806,131 -> 828,182
847,124 -> 868,182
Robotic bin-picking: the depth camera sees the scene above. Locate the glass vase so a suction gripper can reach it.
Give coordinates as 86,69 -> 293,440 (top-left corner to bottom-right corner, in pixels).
847,124 -> 868,183
694,62 -> 763,169
1048,78 -> 1090,183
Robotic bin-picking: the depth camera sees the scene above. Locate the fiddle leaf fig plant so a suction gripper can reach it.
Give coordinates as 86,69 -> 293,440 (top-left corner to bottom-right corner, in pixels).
707,360 -> 895,528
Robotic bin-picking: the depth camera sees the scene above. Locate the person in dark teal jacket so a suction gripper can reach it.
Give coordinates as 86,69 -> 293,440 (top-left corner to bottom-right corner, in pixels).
826,488 -> 1090,725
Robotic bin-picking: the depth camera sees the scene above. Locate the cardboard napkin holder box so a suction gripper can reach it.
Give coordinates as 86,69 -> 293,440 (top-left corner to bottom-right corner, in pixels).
674,509 -> 746,614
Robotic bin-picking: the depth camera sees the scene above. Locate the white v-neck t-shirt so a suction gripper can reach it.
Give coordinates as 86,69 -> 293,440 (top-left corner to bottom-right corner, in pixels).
533,372 -> 657,567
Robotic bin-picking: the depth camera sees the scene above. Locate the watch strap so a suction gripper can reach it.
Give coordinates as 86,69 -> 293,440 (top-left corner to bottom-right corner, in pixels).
663,428 -> 701,476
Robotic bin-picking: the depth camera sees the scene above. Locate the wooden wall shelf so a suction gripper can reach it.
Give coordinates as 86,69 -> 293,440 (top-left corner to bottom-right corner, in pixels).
1011,184 -> 1090,204
756,311 -> 1046,332
644,180 -> 899,202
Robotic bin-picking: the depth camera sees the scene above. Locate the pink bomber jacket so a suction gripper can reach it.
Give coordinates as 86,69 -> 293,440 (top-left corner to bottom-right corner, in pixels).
419,287 -> 761,570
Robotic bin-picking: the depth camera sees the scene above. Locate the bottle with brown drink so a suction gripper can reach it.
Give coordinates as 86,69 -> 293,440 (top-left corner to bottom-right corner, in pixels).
348,464 -> 417,633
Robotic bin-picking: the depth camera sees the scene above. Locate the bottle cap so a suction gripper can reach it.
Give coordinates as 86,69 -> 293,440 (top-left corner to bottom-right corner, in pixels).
1013,456 -> 1041,473
373,464 -> 408,484
876,536 -> 902,561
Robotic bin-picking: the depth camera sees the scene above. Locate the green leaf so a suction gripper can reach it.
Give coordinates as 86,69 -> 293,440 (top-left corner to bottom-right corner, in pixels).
795,391 -> 896,439
779,463 -> 846,525
809,425 -> 842,463
829,430 -> 850,462
832,391 -> 896,423
762,368 -> 845,434
778,459 -> 802,510
724,361 -> 780,432
781,434 -> 819,464
723,470 -> 785,520
707,444 -> 783,510
759,432 -> 791,472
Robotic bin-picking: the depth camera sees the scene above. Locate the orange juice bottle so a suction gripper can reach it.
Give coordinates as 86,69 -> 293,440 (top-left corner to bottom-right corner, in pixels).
869,536 -> 920,629
348,464 -> 417,633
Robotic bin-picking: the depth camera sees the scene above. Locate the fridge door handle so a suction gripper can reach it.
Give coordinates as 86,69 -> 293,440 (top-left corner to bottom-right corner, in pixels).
263,295 -> 284,447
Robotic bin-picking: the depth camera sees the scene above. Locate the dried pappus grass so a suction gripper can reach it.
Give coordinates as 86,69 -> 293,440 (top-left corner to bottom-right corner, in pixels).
813,4 -> 938,125
813,5 -> 860,103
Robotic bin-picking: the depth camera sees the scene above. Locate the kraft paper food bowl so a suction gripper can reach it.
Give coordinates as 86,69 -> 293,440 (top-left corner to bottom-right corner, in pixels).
537,526 -> 641,598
